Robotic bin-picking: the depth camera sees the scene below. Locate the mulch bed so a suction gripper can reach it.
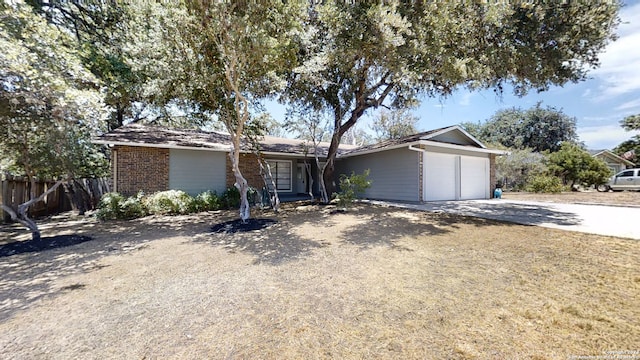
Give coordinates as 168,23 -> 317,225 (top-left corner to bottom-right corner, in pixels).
210,218 -> 276,234
0,235 -> 93,257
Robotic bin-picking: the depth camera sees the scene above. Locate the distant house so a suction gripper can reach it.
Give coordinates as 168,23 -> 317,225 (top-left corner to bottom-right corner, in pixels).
589,150 -> 634,174
94,124 -> 504,202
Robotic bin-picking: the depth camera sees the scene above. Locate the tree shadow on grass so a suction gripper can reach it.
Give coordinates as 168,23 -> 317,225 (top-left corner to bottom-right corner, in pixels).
196,216 -> 327,265
210,218 -> 277,233
422,201 -> 583,227
339,207 -> 453,250
0,211 -> 216,323
0,235 -> 93,257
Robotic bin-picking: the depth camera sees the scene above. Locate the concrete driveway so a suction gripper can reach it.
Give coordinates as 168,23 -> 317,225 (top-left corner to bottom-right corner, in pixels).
369,199 -> 640,240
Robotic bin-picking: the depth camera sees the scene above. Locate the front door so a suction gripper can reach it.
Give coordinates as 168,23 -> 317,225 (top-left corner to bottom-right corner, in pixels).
296,163 -> 308,194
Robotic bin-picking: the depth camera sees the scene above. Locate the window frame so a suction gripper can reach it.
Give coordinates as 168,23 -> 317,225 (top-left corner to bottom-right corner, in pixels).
266,159 -> 293,192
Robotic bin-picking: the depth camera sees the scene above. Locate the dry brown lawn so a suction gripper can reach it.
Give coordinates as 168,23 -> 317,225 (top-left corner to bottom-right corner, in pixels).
0,203 -> 639,359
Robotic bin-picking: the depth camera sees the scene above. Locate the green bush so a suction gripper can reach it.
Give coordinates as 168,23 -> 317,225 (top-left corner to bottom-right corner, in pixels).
193,190 -> 222,212
526,175 -> 565,193
97,189 -> 235,220
333,169 -> 372,209
120,194 -> 147,219
144,190 -> 194,215
96,192 -> 125,220
96,192 -> 147,220
220,187 -> 240,209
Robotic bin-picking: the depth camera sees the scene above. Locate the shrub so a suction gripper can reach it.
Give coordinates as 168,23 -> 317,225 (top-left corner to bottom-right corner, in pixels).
119,194 -> 147,219
333,169 -> 372,209
526,175 -> 565,193
144,190 -> 194,215
96,192 -> 125,220
96,192 -> 147,220
220,187 -> 240,209
194,190 -> 222,212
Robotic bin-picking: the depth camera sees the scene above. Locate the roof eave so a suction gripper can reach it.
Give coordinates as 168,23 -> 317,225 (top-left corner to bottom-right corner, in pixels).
593,150 -> 635,166
94,139 -> 333,158
93,139 -> 230,152
420,125 -> 487,149
418,140 -> 506,154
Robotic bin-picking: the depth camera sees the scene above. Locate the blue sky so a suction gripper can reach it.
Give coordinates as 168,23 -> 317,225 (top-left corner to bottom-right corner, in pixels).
266,2 -> 640,150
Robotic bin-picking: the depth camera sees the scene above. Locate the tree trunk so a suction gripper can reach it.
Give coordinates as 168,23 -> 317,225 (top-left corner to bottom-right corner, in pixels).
2,179 -> 66,241
322,133 -> 342,199
229,145 -> 250,222
304,162 -> 313,200
237,177 -> 250,222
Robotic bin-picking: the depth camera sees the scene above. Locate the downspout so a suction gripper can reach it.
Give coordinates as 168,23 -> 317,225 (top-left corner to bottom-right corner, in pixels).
111,145 -> 118,193
408,145 -> 428,202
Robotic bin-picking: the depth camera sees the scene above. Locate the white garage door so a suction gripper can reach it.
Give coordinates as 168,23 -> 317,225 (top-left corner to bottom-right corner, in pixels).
424,153 -> 489,201
424,153 -> 458,201
460,156 -> 489,200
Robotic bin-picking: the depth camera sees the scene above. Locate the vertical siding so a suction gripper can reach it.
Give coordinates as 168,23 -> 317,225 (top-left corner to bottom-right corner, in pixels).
169,149 -> 227,196
337,147 -> 420,202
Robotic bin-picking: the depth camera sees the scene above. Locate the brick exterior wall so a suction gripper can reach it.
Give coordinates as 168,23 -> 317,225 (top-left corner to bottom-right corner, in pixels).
114,146 -> 169,196
226,153 -> 264,190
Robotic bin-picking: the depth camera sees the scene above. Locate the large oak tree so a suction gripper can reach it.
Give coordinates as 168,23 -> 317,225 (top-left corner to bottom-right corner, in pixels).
0,1 -> 108,240
285,2 -> 620,196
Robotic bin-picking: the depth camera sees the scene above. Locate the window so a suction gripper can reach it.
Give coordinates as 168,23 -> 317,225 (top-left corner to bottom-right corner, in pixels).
266,160 -> 292,192
619,170 -> 634,177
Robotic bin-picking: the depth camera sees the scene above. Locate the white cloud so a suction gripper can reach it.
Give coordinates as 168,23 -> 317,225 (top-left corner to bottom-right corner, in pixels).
578,124 -> 633,149
615,98 -> 640,111
458,92 -> 472,106
591,3 -> 640,99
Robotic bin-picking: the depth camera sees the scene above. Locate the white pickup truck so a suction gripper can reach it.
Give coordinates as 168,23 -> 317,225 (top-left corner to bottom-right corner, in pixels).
597,168 -> 640,192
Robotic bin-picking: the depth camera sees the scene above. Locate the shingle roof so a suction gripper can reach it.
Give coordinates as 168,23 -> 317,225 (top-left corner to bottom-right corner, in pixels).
339,127 -> 448,156
94,123 -> 358,157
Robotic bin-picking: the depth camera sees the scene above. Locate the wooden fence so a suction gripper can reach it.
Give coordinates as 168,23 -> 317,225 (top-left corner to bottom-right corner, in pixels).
0,175 -> 110,223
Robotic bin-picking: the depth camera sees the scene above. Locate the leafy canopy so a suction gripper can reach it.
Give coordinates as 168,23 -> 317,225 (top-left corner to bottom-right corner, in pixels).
547,142 -> 612,187
462,103 -> 579,153
0,1 -> 108,179
371,109 -> 419,142
285,2 -> 619,195
621,114 -> 640,131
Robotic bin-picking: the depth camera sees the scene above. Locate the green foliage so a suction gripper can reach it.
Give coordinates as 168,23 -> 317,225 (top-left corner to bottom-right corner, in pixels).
547,142 -> 612,188
526,175 -> 565,193
96,193 -> 126,220
96,190 -> 230,220
143,190 -> 195,215
193,191 -> 222,212
475,103 -> 579,152
621,114 -> 640,131
96,192 -> 146,220
220,187 -> 241,210
371,109 -> 419,142
285,2 -> 618,196
334,170 -> 372,210
0,2 -> 109,180
613,135 -> 639,166
496,148 -> 547,191
613,114 -> 640,166
120,194 -> 148,219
